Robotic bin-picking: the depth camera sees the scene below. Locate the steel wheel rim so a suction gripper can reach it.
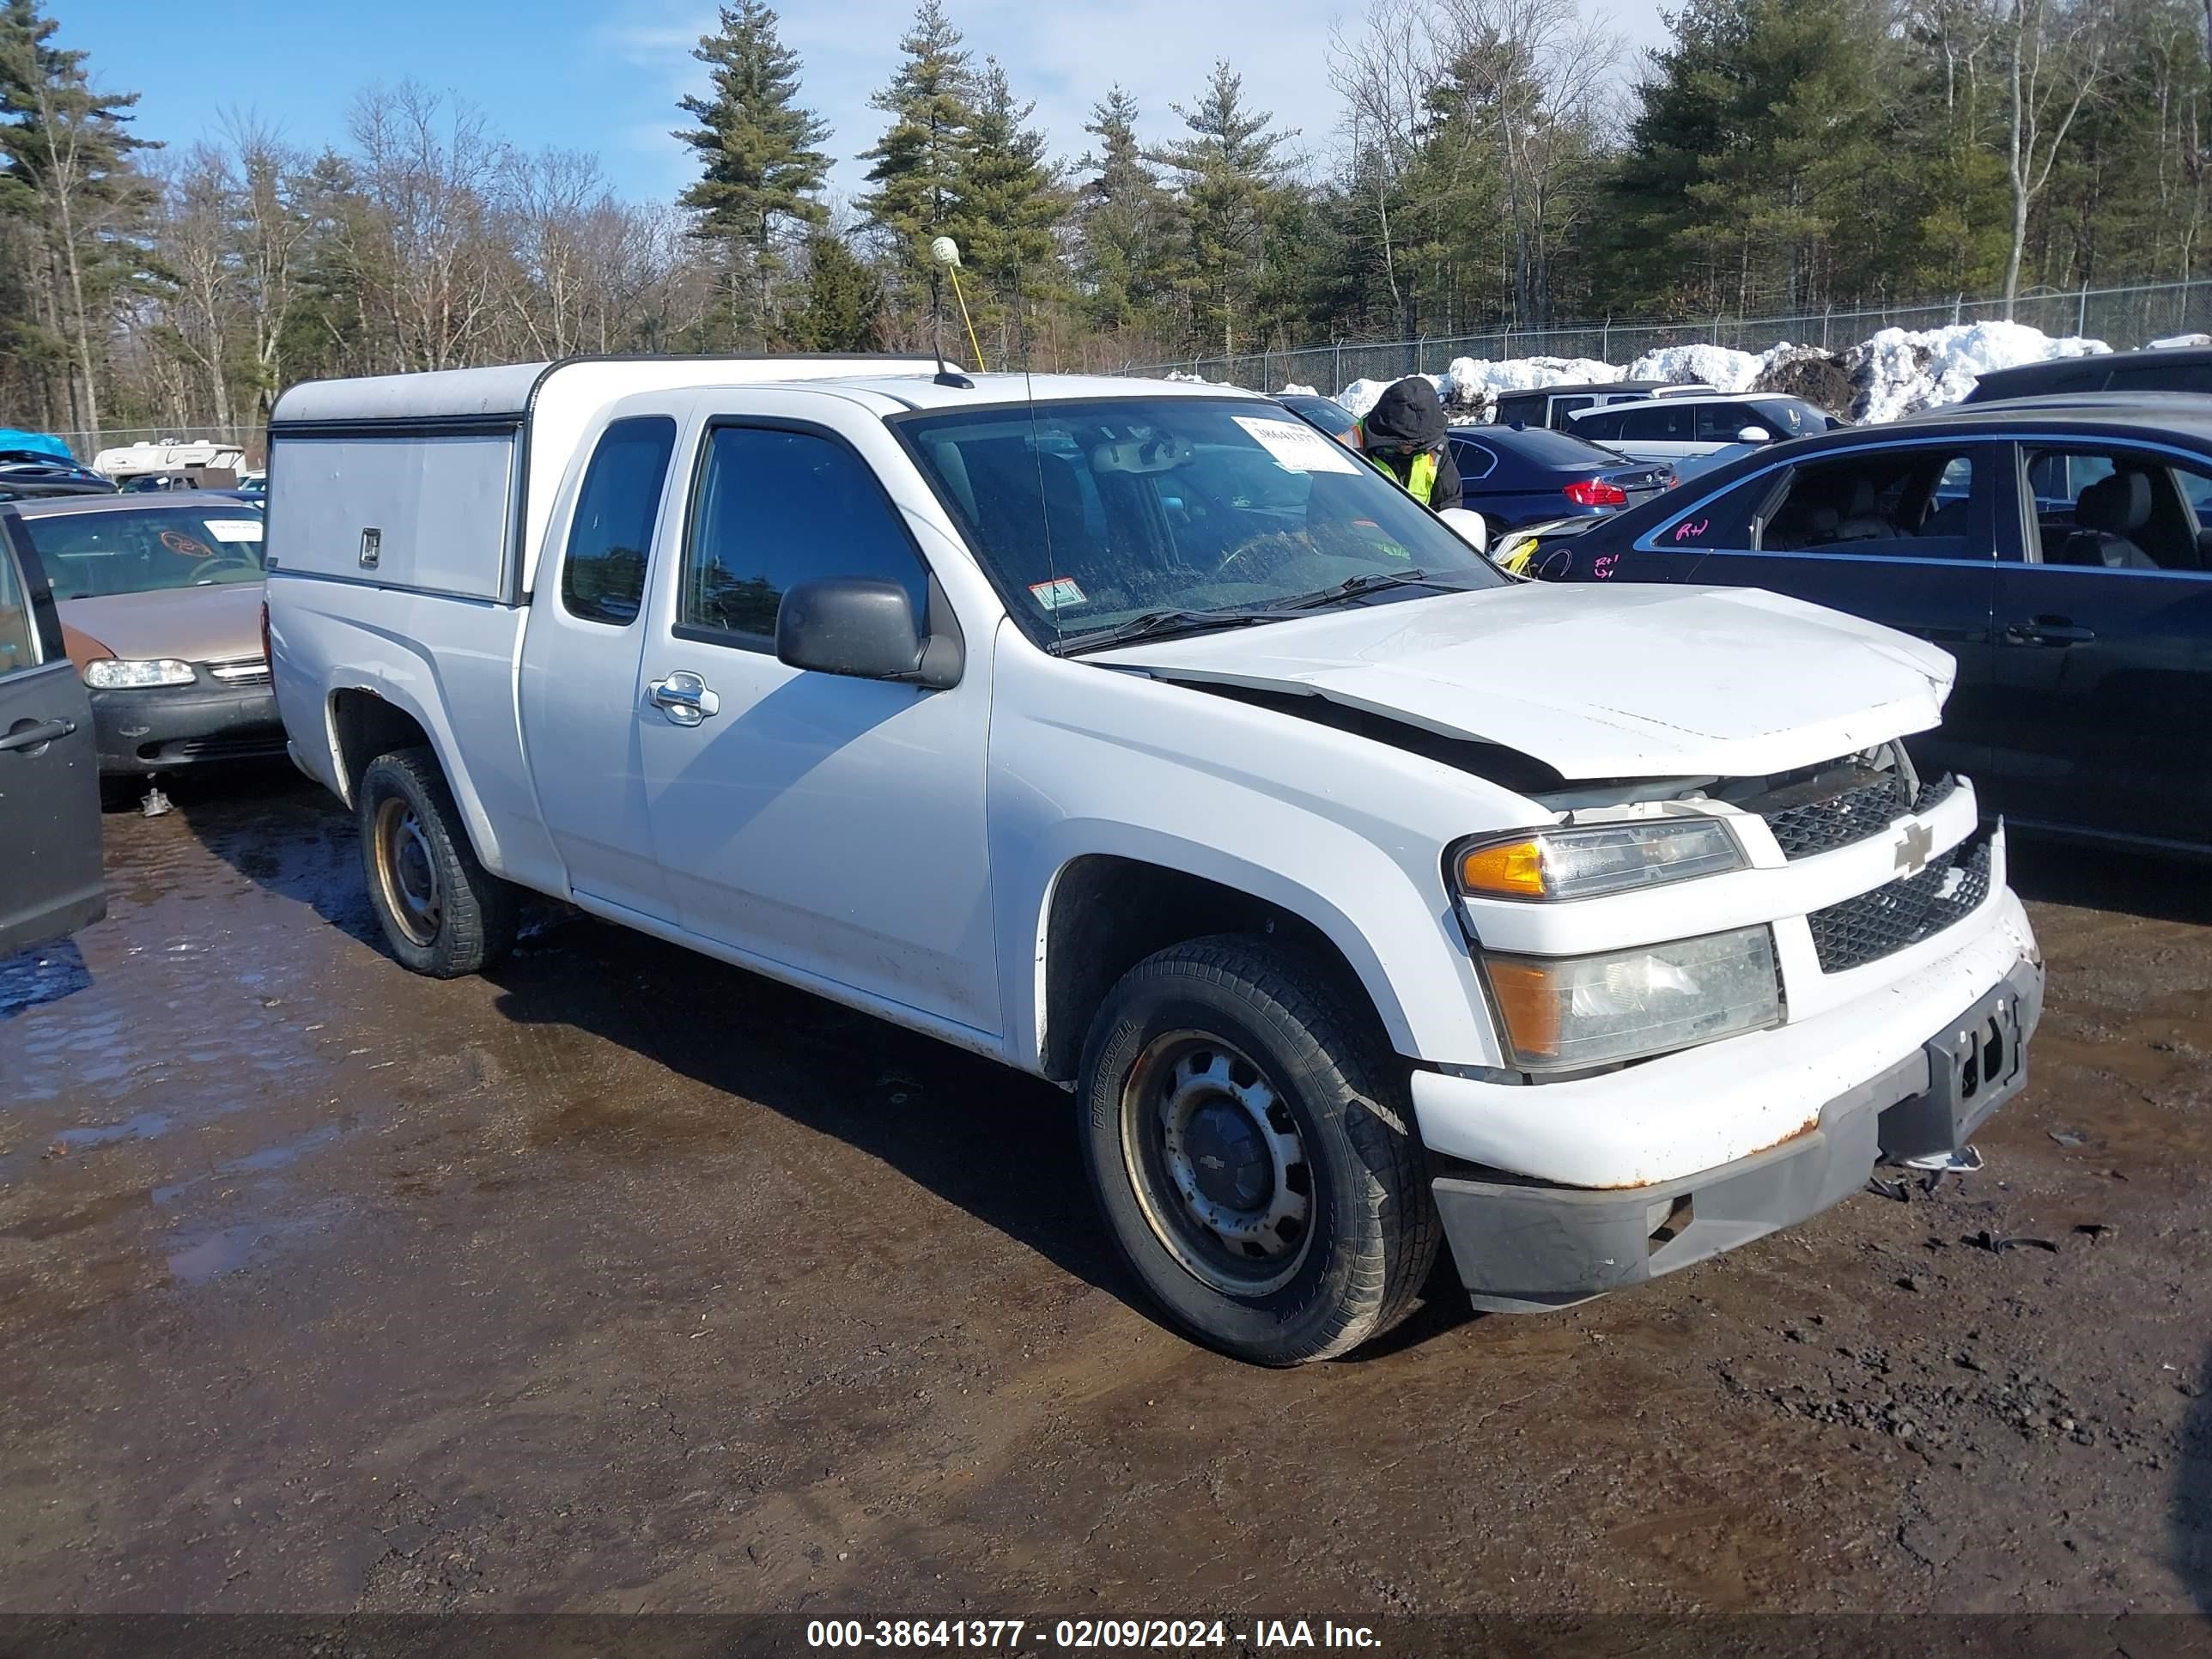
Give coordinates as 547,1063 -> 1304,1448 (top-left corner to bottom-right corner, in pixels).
371,796 -> 441,949
1120,1030 -> 1316,1296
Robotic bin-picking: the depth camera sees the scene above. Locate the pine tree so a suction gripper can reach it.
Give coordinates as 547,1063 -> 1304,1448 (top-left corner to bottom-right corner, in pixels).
1150,60 -> 1293,356
950,58 -> 1064,362
791,228 -> 884,349
0,0 -> 156,435
1074,86 -> 1174,334
857,0 -> 977,303
675,0 -> 829,349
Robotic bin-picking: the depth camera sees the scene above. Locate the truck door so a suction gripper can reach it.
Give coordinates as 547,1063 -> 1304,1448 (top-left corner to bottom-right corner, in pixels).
0,509 -> 105,955
518,415 -> 679,919
633,410 -> 1000,1038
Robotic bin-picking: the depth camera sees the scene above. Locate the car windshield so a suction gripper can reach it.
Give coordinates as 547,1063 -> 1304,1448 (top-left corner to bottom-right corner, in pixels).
899,397 -> 1504,647
1750,398 -> 1826,437
24,505 -> 265,599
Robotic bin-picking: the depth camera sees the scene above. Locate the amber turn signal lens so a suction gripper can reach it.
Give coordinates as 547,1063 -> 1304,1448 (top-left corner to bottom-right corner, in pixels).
1458,838 -> 1546,898
1483,958 -> 1563,1062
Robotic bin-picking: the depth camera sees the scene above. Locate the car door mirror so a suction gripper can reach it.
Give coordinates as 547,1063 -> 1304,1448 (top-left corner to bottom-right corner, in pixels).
1437,506 -> 1488,554
776,577 -> 945,685
1737,425 -> 1773,444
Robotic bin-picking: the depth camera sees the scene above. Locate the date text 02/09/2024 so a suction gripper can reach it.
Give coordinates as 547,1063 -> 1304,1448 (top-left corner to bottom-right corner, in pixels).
805,1619 -> 1384,1650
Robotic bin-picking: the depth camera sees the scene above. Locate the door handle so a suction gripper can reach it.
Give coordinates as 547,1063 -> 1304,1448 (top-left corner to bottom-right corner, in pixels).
0,718 -> 74,755
647,671 -> 720,726
2001,617 -> 2095,647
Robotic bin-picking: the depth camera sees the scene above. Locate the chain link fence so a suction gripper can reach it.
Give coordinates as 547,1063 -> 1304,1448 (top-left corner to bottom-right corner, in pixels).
1127,278 -> 2212,395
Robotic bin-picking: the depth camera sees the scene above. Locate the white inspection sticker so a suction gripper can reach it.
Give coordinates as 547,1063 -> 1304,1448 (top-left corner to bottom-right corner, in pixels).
1028,576 -> 1088,611
200,518 -> 264,543
1231,415 -> 1364,475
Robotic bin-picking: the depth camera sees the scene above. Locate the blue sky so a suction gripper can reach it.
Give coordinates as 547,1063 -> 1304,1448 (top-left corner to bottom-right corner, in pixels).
79,0 -> 1671,206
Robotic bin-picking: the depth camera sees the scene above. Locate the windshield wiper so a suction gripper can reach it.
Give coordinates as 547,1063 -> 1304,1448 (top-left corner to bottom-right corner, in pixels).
1050,607 -> 1288,656
1267,568 -> 1468,611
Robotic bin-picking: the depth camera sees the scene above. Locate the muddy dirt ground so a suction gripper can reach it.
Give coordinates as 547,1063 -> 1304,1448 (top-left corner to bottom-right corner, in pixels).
3,769 -> 2211,1634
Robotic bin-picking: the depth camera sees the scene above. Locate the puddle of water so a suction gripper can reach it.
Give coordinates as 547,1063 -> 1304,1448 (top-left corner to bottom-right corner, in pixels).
51,1113 -> 173,1153
0,945 -> 93,1020
152,1123 -> 345,1207
165,1199 -> 349,1285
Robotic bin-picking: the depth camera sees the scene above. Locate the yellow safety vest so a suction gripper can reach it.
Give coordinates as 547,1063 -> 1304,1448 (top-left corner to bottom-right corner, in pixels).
1355,423 -> 1440,507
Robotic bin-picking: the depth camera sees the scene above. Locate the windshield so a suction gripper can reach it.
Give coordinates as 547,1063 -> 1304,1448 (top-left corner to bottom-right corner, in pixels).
1750,398 -> 1826,438
898,397 -> 1504,647
25,505 -> 265,599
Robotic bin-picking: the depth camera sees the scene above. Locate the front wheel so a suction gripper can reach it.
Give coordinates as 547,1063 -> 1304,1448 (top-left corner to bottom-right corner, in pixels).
358,745 -> 518,978
1077,936 -> 1440,1365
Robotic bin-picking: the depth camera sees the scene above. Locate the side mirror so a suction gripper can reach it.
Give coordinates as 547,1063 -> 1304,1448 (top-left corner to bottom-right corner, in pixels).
1437,506 -> 1488,555
1737,425 -> 1773,444
776,577 -> 945,685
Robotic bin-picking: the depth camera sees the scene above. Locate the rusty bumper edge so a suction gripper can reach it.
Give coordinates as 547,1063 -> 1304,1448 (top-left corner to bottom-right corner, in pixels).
1434,959 -> 2044,1314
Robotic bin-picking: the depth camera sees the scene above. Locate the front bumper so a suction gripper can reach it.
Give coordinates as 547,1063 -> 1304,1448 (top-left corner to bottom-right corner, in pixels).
1429,957 -> 2044,1312
89,681 -> 285,775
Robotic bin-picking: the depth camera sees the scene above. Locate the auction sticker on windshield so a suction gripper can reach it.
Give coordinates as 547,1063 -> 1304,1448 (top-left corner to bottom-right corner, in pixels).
1232,416 -> 1364,475
1029,576 -> 1088,611
202,519 -> 264,542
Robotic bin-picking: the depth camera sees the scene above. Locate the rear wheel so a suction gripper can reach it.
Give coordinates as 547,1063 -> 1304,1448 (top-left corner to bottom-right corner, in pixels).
1078,936 -> 1439,1365
358,745 -> 517,978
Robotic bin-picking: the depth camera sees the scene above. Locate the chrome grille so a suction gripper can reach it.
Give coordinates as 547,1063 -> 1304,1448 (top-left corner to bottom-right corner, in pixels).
205,656 -> 271,686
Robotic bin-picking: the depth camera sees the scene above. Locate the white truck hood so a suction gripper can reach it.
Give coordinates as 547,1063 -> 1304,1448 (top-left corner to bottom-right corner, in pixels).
1089,581 -> 1955,782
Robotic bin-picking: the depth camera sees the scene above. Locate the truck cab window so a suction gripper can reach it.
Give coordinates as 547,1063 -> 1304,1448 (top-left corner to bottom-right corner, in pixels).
562,416 -> 677,626
681,424 -> 930,644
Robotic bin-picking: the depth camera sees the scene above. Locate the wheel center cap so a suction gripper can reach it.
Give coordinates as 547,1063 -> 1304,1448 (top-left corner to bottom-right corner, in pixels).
1183,1102 -> 1271,1211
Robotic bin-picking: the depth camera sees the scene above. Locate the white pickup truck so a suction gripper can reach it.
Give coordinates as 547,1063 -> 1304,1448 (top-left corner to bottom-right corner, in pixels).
265,356 -> 2043,1365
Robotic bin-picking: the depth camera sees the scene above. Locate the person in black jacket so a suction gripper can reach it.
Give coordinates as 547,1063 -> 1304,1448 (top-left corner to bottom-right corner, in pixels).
1357,376 -> 1463,512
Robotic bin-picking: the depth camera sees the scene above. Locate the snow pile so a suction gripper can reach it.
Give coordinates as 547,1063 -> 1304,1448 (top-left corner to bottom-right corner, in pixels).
1848,319 -> 2110,422
1278,382 -> 1320,398
2149,333 -> 2211,349
1441,354 -> 1620,398
1329,319 -> 2114,425
1624,343 -> 1765,392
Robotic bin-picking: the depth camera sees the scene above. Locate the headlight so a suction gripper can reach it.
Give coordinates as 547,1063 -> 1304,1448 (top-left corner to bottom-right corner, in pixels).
83,659 -> 196,689
1455,818 -> 1743,902
1480,926 -> 1781,1072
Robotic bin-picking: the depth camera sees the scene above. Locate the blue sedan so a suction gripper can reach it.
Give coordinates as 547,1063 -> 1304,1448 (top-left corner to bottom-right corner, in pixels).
1448,425 -> 1674,531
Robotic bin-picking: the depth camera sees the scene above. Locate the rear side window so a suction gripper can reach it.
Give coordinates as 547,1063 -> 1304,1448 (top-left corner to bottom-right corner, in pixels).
1653,471 -> 1778,551
1547,395 -> 1595,429
1453,441 -> 1498,481
1696,404 -> 1755,442
0,539 -> 37,678
1619,403 -> 1693,441
681,424 -> 929,644
562,416 -> 677,626
1570,408 -> 1622,441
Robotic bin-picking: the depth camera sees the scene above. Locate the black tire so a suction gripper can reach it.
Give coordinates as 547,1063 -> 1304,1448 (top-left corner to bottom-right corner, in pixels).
1077,935 -> 1441,1365
357,745 -> 518,978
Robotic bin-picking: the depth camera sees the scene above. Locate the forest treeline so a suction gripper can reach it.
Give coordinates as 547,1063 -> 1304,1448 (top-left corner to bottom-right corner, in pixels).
2,0 -> 2203,436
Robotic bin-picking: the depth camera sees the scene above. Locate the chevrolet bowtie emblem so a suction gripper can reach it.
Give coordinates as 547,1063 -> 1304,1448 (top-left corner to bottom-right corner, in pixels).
1894,821 -> 1935,875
